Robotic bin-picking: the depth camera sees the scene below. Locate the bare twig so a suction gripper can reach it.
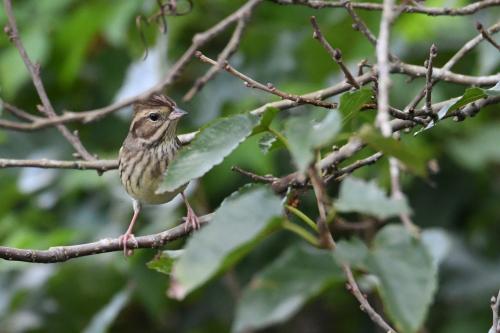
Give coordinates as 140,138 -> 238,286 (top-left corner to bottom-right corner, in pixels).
491,290 -> 500,333
476,22 -> 500,51
183,16 -> 250,101
425,44 -> 438,117
3,0 -> 95,161
231,166 -> 278,183
59,0 -> 263,123
343,265 -> 398,333
270,0 -> 500,16
0,158 -> 117,172
310,16 -> 360,88
344,2 -> 378,47
0,214 -> 212,263
375,0 -> 394,137
195,51 -> 338,109
307,165 -> 336,249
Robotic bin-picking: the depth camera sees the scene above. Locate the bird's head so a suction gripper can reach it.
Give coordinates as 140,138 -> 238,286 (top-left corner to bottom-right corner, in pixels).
129,94 -> 187,144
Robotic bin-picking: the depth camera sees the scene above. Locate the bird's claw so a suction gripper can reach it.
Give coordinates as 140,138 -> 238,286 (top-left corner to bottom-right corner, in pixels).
118,233 -> 138,257
183,206 -> 201,232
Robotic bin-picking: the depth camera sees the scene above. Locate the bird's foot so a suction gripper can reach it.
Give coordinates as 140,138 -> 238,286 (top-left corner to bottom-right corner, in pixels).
183,205 -> 201,232
118,232 -> 138,257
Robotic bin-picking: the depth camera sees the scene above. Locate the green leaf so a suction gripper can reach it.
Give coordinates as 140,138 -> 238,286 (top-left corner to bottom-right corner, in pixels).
147,250 -> 184,275
285,108 -> 342,172
172,186 -> 282,297
446,87 -> 486,112
252,107 -> 279,134
359,125 -> 427,177
160,113 -> 259,191
367,225 -> 437,333
338,87 -> 373,123
83,288 -> 132,333
336,176 -> 411,219
232,244 -> 343,333
334,237 -> 369,269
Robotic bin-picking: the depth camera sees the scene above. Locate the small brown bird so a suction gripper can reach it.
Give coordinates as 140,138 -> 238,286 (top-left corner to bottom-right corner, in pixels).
118,94 -> 200,256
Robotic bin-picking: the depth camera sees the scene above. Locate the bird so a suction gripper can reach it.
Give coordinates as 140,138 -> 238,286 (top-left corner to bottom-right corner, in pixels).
118,94 -> 200,256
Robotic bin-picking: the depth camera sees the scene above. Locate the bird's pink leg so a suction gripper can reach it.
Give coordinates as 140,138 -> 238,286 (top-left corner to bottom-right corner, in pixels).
119,200 -> 141,256
182,192 -> 200,231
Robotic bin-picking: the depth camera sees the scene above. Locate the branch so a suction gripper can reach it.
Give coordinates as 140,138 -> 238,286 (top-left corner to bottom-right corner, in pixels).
0,158 -> 117,172
269,0 -> 500,16
3,0 -> 95,161
183,16 -> 250,101
195,51 -> 338,109
58,0 -> 263,123
375,0 -> 394,137
343,265 -> 398,333
476,22 -> 500,51
308,165 -> 336,249
0,214 -> 212,263
491,290 -> 500,333
310,16 -> 360,88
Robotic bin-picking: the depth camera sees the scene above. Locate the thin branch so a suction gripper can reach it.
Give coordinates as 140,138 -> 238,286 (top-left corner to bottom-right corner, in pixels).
2,102 -> 39,121
58,0 -> 263,123
1,61 -> 494,133
343,265 -> 398,333
231,166 -> 278,183
269,0 -> 500,16
0,214 -> 212,263
375,0 -> 394,138
308,165 -> 336,249
425,44 -> 438,117
3,0 -> 95,161
491,290 -> 500,333
476,22 -> 500,51
344,2 -> 378,47
0,158 -> 117,172
442,22 -> 500,72
183,17 -> 250,101
195,51 -> 338,109
310,16 -> 360,88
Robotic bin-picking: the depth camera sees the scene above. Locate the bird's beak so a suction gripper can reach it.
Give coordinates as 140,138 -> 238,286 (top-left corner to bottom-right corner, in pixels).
169,107 -> 188,120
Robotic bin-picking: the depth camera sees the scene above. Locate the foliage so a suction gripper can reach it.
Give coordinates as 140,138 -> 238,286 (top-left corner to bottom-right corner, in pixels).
0,1 -> 499,333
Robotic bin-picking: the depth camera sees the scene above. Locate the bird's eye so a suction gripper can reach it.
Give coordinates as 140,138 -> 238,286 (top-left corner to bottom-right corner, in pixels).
148,113 -> 160,121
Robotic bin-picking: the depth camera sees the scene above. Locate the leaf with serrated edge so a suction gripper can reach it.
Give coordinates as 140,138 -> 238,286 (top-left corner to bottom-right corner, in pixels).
160,113 -> 259,191
336,176 -> 411,219
171,186 -> 282,297
232,244 -> 343,333
367,225 -> 437,333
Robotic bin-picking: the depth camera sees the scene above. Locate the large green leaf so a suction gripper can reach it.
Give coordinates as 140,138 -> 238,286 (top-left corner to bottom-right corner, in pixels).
336,177 -> 411,219
367,225 -> 437,333
160,113 -> 259,191
285,108 -> 342,172
171,186 -> 282,297
232,244 -> 343,333
359,125 -> 427,177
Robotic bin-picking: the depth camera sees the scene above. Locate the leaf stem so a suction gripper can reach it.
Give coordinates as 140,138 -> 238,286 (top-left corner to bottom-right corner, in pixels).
282,220 -> 320,247
268,127 -> 289,148
285,205 -> 318,232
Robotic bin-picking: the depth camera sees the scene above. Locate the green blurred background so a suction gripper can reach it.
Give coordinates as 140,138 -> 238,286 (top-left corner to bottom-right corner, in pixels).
0,0 -> 499,332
